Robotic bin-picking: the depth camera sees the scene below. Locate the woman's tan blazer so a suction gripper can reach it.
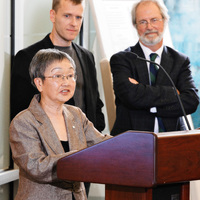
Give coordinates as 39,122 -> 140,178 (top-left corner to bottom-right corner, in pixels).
10,95 -> 111,200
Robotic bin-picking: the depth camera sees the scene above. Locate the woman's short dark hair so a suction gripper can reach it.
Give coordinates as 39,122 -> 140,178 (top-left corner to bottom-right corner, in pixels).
29,48 -> 76,88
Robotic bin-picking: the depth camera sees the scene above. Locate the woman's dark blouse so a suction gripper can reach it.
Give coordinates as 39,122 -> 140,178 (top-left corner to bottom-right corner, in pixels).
61,140 -> 75,200
61,140 -> 70,152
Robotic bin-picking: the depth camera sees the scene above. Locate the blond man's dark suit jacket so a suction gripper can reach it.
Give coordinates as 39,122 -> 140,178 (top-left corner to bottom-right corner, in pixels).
110,42 -> 199,136
10,95 -> 111,200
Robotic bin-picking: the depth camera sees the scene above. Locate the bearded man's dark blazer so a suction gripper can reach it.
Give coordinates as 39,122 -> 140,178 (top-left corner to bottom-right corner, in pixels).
110,42 -> 199,135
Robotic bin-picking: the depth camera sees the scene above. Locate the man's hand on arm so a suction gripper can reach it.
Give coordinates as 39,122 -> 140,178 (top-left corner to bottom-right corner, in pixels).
129,77 -> 180,96
129,77 -> 139,84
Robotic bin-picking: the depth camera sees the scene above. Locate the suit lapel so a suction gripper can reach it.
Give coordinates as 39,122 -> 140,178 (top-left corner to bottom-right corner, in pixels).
63,106 -> 87,151
157,46 -> 173,85
62,106 -> 77,150
129,43 -> 150,85
72,43 -> 90,111
72,43 -> 87,79
29,95 -> 64,154
37,120 -> 64,154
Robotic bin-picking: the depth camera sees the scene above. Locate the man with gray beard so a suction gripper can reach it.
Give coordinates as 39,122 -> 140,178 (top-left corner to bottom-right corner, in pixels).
110,0 -> 199,136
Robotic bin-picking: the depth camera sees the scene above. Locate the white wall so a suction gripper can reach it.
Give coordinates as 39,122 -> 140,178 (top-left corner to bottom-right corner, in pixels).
0,0 -> 11,171
0,0 -> 12,199
15,0 -> 52,52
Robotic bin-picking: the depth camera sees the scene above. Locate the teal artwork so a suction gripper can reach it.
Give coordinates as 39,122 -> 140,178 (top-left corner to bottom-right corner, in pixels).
164,0 -> 200,128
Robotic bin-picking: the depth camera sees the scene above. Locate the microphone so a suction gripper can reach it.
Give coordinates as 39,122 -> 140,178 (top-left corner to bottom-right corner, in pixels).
129,52 -> 191,130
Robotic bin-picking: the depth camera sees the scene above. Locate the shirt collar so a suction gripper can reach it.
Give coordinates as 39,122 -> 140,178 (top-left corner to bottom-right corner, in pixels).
139,42 -> 164,62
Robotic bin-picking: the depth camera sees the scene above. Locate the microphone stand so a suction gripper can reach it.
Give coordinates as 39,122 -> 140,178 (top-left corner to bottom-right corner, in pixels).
135,55 -> 191,130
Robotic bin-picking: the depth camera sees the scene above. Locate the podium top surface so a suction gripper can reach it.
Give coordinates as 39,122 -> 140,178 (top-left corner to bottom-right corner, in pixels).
156,129 -> 200,137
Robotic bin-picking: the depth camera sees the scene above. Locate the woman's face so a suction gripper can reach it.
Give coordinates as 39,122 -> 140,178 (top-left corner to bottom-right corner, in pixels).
35,58 -> 76,106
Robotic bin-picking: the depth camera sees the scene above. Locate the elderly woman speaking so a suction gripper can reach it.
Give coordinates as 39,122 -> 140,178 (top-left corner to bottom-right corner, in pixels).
9,49 -> 111,200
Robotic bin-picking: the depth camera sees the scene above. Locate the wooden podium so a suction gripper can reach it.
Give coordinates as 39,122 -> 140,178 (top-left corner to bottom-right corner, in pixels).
57,130 -> 200,200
